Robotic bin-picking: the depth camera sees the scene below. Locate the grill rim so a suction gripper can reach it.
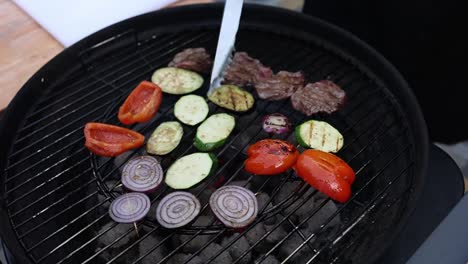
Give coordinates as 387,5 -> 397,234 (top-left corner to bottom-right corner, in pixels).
0,3 -> 428,263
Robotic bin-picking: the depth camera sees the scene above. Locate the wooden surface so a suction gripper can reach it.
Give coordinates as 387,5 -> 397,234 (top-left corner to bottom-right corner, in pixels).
0,0 -> 211,110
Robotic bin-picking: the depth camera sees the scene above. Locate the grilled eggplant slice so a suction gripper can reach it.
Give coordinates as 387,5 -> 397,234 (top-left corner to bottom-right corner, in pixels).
151,67 -> 203,95
208,85 -> 254,112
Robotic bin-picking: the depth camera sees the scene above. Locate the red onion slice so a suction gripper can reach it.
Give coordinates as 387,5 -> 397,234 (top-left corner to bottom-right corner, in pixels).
109,192 -> 150,223
121,156 -> 163,193
156,191 -> 201,229
262,113 -> 291,134
209,185 -> 258,228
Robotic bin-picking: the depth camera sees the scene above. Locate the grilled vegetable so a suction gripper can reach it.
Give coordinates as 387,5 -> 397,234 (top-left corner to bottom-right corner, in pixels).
294,150 -> 355,203
165,152 -> 218,189
244,139 -> 299,175
151,67 -> 203,95
121,156 -> 163,193
208,85 -> 255,112
295,120 -> 344,153
147,121 -> 183,155
174,95 -> 209,126
262,113 -> 291,134
118,81 -> 163,125
84,122 -> 145,157
209,185 -> 258,228
156,192 -> 201,229
194,113 -> 235,151
109,192 -> 151,223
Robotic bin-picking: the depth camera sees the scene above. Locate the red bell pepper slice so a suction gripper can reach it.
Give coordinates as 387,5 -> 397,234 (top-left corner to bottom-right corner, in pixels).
244,139 -> 299,175
118,81 -> 163,125
294,149 -> 355,203
84,122 -> 145,157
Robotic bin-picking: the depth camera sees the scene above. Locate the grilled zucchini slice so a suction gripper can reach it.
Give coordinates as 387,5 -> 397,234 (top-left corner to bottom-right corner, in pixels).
194,113 -> 235,151
174,95 -> 209,126
295,120 -> 344,153
165,152 -> 218,189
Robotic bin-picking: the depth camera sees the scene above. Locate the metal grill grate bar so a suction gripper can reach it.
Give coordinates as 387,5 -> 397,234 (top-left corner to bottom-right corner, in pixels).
8,88 -> 182,207
110,48 -> 362,262
303,163 -> 413,264
11,97 -> 116,152
1,23 -> 419,264
5,146 -> 86,186
18,84 -> 122,134
25,32 -> 205,121
7,86 -> 176,193
106,97 -> 296,263
216,184 -> 319,264
20,34 -> 308,262
183,174 -> 301,264
212,126 -> 407,264
97,43 -> 321,263
107,67 -> 385,264
19,102 -> 190,262
55,221 -> 119,264
12,178 -> 95,227
19,191 -> 100,240
134,82 -> 387,264
6,155 -> 89,198
8,60 -> 176,181
329,185 -> 412,264
251,140 -> 411,264
13,32 -> 213,151
36,212 -> 111,263
7,136 -> 86,176
6,151 -> 88,207
22,78 -> 380,262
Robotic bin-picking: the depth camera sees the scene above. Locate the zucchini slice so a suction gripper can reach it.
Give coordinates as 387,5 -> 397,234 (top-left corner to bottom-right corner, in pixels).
151,67 -> 203,95
165,152 -> 218,189
194,113 -> 235,151
147,121 -> 183,155
295,120 -> 344,153
174,95 -> 209,126
208,85 -> 255,112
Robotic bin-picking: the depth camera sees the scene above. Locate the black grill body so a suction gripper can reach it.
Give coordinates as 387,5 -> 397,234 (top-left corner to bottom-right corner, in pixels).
0,4 -> 428,264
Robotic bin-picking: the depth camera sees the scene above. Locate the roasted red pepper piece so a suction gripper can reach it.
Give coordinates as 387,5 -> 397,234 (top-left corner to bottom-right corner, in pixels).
118,81 -> 163,125
294,149 -> 355,203
244,139 -> 299,175
84,122 -> 145,157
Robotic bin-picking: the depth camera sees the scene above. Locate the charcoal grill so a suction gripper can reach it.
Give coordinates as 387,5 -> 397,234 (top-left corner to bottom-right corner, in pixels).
0,3 -> 428,264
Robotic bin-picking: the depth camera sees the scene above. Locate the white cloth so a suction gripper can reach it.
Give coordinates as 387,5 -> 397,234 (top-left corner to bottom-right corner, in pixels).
13,0 -> 178,47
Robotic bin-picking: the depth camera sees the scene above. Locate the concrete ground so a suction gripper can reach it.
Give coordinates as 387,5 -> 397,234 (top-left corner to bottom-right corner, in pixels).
436,141 -> 468,192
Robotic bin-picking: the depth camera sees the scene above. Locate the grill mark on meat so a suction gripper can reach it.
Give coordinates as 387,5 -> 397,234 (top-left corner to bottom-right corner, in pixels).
254,71 -> 305,100
223,52 -> 273,86
168,48 -> 212,73
220,52 -> 345,116
291,80 -> 346,115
